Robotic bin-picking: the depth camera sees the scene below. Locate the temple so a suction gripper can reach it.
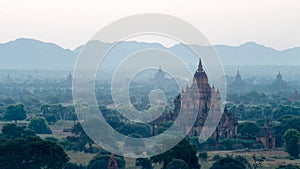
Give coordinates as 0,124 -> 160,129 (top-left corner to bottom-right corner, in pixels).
289,90 -> 300,102
229,70 -> 246,89
151,58 -> 238,140
256,122 -> 275,149
107,154 -> 118,169
270,72 -> 288,90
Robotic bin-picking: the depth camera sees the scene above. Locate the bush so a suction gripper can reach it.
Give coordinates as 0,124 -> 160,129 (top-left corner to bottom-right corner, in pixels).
199,152 -> 208,160
283,129 -> 300,158
87,153 -> 125,169
220,138 -> 257,150
166,159 -> 189,169
210,155 -> 249,169
276,164 -> 300,169
64,163 -> 85,169
28,116 -> 52,134
213,154 -> 221,161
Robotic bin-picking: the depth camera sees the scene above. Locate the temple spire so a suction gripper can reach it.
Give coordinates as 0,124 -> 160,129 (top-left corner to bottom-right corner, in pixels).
277,72 -> 282,80
198,58 -> 203,72
107,153 -> 118,169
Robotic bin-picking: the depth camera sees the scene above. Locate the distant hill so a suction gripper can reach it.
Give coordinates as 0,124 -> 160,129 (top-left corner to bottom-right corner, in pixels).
215,42 -> 300,65
0,38 -> 300,70
0,38 -> 75,70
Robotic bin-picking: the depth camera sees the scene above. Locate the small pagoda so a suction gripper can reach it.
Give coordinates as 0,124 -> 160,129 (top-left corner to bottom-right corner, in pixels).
107,154 -> 118,169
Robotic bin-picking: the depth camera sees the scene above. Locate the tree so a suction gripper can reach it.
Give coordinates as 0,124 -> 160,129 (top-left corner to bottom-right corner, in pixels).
71,122 -> 94,152
45,114 -> 57,125
28,116 -> 52,134
0,136 -> 69,168
1,123 -> 34,139
237,122 -> 261,138
166,159 -> 189,169
4,104 -> 26,123
70,112 -> 78,126
273,115 -> 300,147
136,158 -> 153,169
41,104 -> 65,121
116,123 -> 150,137
87,152 -> 125,169
283,129 -> 300,158
198,152 -> 208,160
151,139 -> 200,169
276,164 -> 300,169
210,156 -> 248,169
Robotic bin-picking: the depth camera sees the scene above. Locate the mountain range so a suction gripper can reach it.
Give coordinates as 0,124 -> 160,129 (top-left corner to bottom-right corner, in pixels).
0,38 -> 300,70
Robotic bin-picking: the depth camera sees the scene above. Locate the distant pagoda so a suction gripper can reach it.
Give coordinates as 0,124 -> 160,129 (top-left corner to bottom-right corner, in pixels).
150,66 -> 174,89
256,121 -> 275,149
107,154 -> 118,169
289,90 -> 300,102
229,70 -> 246,89
270,72 -> 288,90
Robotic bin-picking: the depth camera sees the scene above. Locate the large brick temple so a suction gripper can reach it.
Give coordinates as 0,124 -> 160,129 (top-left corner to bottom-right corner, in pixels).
151,58 -> 238,140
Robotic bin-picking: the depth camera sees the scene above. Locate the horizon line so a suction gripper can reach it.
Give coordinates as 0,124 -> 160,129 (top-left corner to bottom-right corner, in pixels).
0,37 -> 299,52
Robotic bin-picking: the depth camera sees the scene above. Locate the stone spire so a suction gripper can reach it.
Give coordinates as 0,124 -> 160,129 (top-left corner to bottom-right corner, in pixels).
236,70 -> 241,78
276,72 -> 282,80
197,58 -> 203,72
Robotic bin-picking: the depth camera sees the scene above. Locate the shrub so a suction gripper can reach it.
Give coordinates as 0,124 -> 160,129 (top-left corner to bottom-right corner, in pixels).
199,152 -> 208,160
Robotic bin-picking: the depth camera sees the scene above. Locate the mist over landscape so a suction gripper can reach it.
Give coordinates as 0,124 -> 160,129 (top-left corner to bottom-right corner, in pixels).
1,38 -> 300,68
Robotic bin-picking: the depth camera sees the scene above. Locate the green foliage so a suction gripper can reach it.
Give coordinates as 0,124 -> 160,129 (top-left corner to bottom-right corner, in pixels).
198,151 -> 208,160
0,136 -> 69,169
44,136 -> 59,143
87,151 -> 125,169
61,122 -> 94,152
28,116 -> 52,134
210,155 -> 248,169
136,158 -> 153,169
166,159 -> 189,169
116,122 -> 150,137
45,114 -> 57,125
219,138 -> 259,150
61,136 -> 86,152
1,123 -> 34,139
283,129 -> 300,158
272,104 -> 300,120
238,122 -> 261,138
213,154 -> 221,160
227,91 -> 300,121
276,164 -> 300,169
274,115 -> 300,147
41,104 -> 75,124
72,122 -> 94,152
151,139 -> 200,169
191,136 -> 217,151
4,104 -> 26,123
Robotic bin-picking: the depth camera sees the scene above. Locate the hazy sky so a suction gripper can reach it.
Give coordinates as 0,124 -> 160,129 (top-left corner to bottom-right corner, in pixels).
0,0 -> 299,50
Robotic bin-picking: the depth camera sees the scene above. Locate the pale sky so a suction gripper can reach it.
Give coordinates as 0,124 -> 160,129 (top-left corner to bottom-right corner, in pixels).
0,0 -> 299,50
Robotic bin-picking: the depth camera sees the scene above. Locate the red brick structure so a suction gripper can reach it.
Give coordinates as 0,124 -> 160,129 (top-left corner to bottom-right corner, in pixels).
151,59 -> 238,140
107,154 -> 118,169
256,122 -> 275,149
